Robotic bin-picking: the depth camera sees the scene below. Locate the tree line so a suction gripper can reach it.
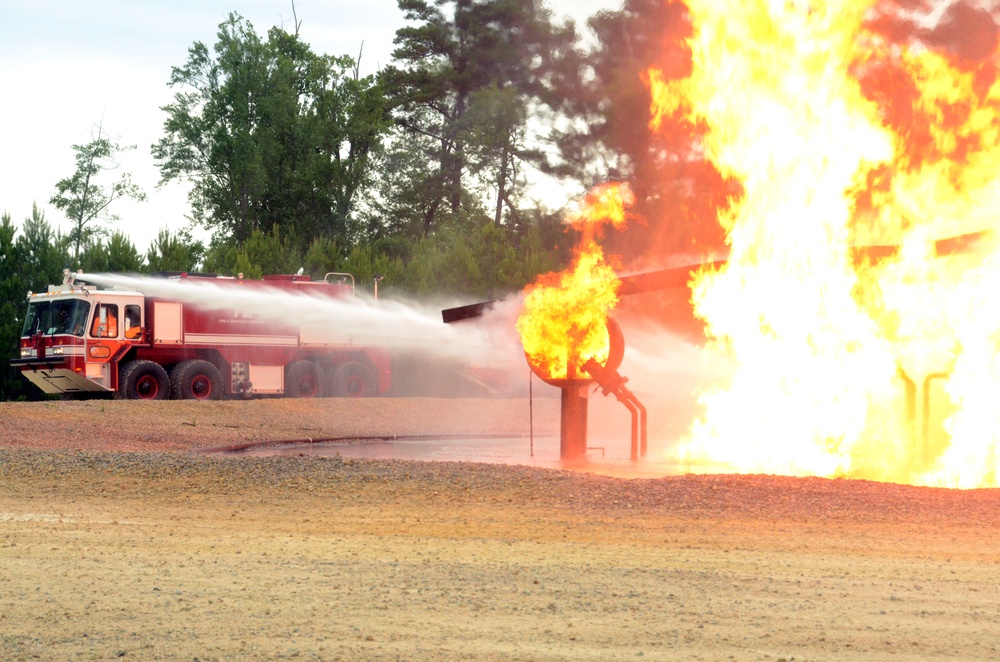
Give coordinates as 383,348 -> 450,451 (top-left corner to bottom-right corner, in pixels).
1,0 -> 729,400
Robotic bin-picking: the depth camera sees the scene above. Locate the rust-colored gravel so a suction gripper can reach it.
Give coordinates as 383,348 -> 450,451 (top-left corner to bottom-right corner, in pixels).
0,398 -> 561,452
2,398 -> 1000,660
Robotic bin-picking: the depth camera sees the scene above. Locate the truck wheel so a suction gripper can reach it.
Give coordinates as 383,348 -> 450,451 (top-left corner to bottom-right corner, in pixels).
170,360 -> 223,400
331,361 -> 377,398
116,360 -> 169,400
286,360 -> 325,398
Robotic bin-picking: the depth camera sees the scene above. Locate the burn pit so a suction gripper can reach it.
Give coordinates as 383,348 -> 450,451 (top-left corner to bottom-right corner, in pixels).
522,317 -> 647,463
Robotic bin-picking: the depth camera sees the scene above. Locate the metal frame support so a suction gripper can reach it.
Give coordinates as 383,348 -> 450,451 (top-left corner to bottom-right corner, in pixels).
582,358 -> 648,462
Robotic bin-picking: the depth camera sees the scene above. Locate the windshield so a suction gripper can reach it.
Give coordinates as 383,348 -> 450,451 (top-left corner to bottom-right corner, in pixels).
22,299 -> 92,337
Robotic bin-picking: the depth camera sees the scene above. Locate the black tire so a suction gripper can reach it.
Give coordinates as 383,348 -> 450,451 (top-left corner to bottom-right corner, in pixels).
331,361 -> 377,398
170,359 -> 224,401
286,360 -> 325,398
115,360 -> 169,401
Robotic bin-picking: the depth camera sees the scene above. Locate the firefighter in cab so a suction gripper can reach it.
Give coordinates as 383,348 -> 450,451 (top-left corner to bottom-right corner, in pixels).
90,305 -> 118,338
125,307 -> 141,339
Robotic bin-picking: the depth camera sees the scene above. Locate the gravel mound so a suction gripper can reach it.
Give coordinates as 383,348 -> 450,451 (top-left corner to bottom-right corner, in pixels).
3,443 -> 999,527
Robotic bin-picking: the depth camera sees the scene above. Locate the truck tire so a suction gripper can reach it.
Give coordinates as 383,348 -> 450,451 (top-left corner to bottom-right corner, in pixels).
170,360 -> 223,401
331,361 -> 377,398
115,360 -> 169,400
286,360 -> 325,398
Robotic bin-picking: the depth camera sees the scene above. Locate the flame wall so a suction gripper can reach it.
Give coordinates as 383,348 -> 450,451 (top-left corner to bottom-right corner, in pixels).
640,0 -> 1000,487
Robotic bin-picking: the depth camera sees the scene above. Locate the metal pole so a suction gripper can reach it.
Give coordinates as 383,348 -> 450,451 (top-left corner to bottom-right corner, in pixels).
560,383 -> 589,461
529,370 -> 534,458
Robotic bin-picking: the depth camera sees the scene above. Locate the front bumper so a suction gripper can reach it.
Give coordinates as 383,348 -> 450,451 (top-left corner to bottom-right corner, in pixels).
10,356 -> 71,369
10,358 -> 110,394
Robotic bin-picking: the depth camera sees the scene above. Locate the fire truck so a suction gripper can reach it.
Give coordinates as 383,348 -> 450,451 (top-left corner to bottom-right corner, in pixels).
11,270 -> 391,400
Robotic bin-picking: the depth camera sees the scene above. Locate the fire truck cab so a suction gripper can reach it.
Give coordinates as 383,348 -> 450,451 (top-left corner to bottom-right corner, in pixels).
11,270 -> 391,400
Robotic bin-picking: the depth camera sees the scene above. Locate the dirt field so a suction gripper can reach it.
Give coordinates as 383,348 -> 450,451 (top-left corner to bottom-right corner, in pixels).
2,399 -> 1000,661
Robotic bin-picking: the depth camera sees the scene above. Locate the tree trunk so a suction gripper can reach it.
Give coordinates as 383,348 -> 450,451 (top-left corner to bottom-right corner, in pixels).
494,146 -> 509,226
423,198 -> 442,238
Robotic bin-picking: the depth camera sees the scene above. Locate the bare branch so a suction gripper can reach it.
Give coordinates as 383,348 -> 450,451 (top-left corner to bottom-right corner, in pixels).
291,0 -> 301,38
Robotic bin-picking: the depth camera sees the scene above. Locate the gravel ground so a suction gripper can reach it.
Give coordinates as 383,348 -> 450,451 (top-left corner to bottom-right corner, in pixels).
2,399 -> 1000,660
0,398 -> 562,452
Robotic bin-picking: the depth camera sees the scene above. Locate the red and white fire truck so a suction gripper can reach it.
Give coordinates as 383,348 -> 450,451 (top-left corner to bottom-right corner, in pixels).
11,270 -> 391,400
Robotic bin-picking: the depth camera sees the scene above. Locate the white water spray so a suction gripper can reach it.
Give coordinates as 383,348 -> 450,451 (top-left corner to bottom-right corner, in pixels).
77,272 -> 525,369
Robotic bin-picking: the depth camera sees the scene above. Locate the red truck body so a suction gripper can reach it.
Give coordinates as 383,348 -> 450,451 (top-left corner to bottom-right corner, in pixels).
11,271 -> 391,400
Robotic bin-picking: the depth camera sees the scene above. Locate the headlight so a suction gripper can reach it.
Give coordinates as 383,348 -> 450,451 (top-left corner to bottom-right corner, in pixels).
20,348 -> 33,358
52,346 -> 65,355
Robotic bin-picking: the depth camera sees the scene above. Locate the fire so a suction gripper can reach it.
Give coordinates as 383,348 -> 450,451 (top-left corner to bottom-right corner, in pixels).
517,183 -> 634,381
646,1 -> 1000,487
565,182 -> 634,233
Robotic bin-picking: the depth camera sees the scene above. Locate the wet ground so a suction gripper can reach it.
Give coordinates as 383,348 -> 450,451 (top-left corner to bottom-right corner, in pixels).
234,433 -> 681,478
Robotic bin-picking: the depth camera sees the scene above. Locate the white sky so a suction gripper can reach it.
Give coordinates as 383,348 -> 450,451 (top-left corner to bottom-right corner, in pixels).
0,0 -> 616,252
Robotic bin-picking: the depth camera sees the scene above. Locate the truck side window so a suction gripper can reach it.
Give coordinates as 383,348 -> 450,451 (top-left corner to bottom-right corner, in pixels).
90,304 -> 119,338
125,305 -> 142,339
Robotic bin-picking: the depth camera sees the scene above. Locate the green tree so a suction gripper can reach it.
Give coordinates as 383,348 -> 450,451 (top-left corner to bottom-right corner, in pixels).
461,85 -> 530,228
0,212 -> 29,400
153,13 -> 392,249
302,237 -> 343,278
300,236 -> 407,297
16,204 -> 70,294
382,0 -> 574,237
78,231 -> 144,273
202,225 -> 301,278
399,221 -> 559,299
50,122 -> 147,261
145,228 -> 205,273
340,244 -> 406,297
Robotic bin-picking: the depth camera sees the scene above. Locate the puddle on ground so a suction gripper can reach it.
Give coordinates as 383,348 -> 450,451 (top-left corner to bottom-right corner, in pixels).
230,434 -> 680,478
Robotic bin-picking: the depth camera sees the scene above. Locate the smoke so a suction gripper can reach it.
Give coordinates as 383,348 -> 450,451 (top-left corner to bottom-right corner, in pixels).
581,302 -> 735,460
869,0 -> 1000,63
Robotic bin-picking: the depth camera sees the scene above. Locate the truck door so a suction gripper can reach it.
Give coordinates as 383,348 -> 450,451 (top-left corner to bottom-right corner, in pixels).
124,304 -> 142,340
85,303 -> 121,388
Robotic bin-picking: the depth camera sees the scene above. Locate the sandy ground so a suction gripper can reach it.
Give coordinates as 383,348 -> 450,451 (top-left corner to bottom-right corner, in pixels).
2,398 -> 1000,661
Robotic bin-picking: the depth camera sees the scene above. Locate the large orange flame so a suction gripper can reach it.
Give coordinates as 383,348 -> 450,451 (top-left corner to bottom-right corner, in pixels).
646,1 -> 1000,488
517,183 -> 634,381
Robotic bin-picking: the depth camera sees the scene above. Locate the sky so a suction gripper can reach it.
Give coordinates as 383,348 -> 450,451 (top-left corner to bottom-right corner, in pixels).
0,0 -> 616,253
